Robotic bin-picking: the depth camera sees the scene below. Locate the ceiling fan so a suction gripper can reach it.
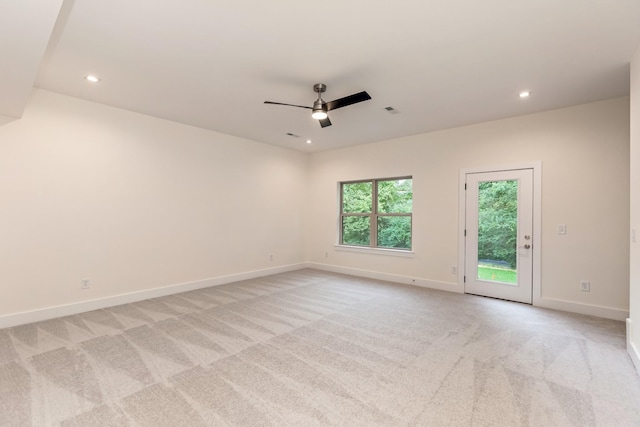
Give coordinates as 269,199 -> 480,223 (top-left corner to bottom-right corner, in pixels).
264,83 -> 371,128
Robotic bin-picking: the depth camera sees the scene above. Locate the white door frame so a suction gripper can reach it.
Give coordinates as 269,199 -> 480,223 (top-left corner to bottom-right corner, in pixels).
458,162 -> 542,305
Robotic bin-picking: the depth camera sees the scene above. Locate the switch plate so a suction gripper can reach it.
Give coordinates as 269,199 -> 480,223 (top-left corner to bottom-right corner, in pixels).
81,279 -> 90,289
580,281 -> 590,292
558,224 -> 567,235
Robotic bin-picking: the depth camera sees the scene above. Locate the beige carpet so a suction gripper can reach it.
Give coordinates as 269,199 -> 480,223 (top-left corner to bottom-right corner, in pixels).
0,269 -> 638,426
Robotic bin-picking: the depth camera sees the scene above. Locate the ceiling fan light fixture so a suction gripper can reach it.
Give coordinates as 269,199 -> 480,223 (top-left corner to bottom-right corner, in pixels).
311,99 -> 328,120
311,109 -> 328,120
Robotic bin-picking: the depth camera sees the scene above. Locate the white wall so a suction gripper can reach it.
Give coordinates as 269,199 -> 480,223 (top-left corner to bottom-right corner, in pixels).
629,45 -> 640,371
307,97 -> 630,319
0,90 -> 632,327
0,89 -> 308,321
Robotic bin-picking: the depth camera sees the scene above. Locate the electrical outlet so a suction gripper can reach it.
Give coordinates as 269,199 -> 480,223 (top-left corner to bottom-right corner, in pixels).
558,224 -> 567,235
325,251 -> 328,258
451,266 -> 457,274
81,279 -> 90,289
269,254 -> 274,262
580,281 -> 590,292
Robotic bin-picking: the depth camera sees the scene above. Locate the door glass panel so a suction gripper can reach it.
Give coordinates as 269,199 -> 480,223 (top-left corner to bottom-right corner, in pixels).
477,180 -> 518,285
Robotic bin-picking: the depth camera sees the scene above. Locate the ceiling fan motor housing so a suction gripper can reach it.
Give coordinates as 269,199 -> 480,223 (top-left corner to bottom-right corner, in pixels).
313,98 -> 326,111
312,84 -> 328,118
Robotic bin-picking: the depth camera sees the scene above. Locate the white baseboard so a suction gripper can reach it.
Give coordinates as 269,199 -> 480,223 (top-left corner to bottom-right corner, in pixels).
0,263 -> 306,329
536,297 -> 629,321
628,319 -> 640,375
308,263 -> 628,321
0,262 -> 629,329
307,262 -> 463,293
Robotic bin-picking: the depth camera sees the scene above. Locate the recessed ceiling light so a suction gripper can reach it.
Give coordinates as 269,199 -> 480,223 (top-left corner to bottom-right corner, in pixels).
306,139 -> 312,144
519,91 -> 531,98
85,75 -> 101,83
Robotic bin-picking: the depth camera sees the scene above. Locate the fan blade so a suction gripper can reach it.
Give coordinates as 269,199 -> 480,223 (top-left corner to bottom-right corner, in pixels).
264,101 -> 312,110
325,91 -> 371,111
319,117 -> 332,128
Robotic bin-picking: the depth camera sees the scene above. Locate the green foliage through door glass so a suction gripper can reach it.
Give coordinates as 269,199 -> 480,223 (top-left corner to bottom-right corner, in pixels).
477,180 -> 518,269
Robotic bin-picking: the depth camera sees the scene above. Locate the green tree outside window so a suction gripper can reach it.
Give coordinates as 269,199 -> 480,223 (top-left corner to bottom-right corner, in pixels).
341,178 -> 412,250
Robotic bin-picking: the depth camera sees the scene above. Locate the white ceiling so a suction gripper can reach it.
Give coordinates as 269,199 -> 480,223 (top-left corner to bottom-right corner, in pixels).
3,1 -> 640,152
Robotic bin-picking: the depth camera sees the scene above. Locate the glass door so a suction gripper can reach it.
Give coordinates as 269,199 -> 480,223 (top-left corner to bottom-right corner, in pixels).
464,169 -> 533,304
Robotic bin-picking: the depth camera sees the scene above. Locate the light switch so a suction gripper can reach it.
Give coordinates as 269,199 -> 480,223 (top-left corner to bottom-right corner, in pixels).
558,224 -> 567,235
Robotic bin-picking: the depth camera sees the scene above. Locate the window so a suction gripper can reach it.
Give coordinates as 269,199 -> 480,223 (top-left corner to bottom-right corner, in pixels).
340,177 -> 412,250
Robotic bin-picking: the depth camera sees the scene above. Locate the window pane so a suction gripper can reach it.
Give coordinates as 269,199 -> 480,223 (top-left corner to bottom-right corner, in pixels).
377,179 -> 412,213
342,182 -> 372,213
377,216 -> 411,249
342,216 -> 370,246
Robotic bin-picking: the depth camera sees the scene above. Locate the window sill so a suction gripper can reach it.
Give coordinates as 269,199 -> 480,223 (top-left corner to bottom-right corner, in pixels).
334,245 -> 415,257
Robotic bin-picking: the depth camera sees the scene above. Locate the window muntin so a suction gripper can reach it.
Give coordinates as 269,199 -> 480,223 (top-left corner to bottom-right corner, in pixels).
340,177 -> 412,250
